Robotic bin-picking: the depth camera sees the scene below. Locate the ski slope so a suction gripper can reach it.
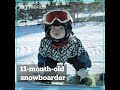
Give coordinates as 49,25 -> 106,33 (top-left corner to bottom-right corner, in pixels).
15,21 -> 105,88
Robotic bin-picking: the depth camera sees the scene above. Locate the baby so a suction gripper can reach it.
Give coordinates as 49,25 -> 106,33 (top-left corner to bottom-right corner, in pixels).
38,10 -> 92,84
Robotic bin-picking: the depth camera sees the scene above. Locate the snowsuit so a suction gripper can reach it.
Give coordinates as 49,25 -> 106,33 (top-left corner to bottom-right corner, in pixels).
38,35 -> 91,71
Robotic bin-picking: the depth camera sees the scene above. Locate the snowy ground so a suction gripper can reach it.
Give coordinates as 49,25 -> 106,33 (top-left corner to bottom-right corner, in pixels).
15,21 -> 105,88
75,12 -> 105,18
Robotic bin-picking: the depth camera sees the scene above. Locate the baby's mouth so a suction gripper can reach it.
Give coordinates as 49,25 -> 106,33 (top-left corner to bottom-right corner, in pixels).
54,33 -> 59,36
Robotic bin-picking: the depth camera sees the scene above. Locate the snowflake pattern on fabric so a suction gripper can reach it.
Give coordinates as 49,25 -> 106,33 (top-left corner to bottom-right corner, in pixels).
39,36 -> 85,63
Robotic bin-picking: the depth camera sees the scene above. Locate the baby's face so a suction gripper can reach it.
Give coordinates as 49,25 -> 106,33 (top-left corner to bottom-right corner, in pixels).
50,26 -> 66,39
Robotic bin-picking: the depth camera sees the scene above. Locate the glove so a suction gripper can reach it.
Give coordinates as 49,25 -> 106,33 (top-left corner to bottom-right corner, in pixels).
76,68 -> 88,81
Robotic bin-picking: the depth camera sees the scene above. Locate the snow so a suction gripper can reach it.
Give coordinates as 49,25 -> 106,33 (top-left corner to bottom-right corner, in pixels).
15,21 -> 105,75
75,12 -> 105,18
16,19 -> 43,26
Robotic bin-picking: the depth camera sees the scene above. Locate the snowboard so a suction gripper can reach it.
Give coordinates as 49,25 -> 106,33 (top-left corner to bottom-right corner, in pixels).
29,73 -> 105,87
64,73 -> 105,87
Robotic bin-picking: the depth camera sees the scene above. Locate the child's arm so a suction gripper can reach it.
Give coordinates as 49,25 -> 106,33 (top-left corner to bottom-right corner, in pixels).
38,53 -> 45,67
77,51 -> 91,69
75,37 -> 91,68
38,38 -> 46,67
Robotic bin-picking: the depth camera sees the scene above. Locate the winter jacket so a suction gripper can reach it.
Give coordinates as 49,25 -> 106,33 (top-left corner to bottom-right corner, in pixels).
38,36 -> 91,68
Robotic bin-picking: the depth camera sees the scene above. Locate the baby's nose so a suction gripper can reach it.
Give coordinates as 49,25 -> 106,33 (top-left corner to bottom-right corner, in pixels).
55,30 -> 60,33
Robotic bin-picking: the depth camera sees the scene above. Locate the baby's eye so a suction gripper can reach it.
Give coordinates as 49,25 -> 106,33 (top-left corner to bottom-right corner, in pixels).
60,27 -> 64,29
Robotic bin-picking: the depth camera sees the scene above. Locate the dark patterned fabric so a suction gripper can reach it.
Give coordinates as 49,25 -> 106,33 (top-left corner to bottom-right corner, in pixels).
39,36 -> 86,63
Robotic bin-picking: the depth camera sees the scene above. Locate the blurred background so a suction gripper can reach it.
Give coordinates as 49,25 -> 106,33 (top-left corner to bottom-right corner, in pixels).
15,0 -> 105,26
